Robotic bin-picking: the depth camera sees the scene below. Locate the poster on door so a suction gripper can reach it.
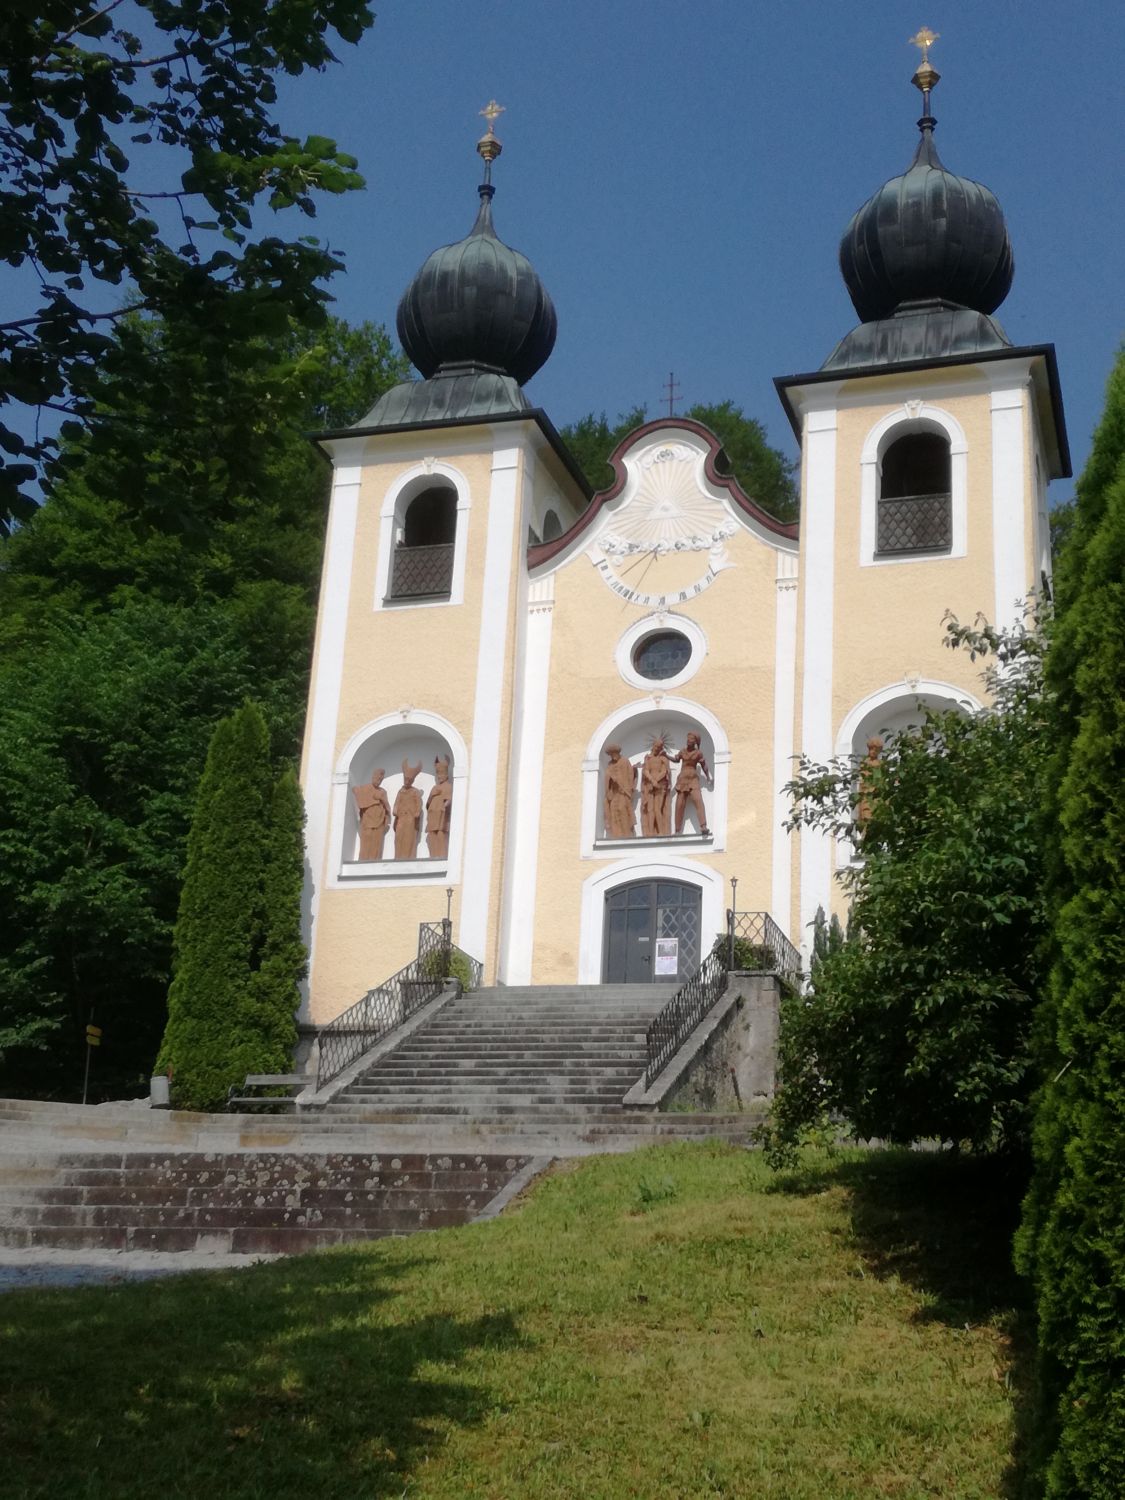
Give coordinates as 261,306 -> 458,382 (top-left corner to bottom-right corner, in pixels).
654,937 -> 679,977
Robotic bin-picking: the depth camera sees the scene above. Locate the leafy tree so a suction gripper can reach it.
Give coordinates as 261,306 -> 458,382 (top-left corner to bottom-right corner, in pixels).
762,613 -> 1051,1161
156,702 -> 301,1110
0,313 -> 402,1097
560,400 -> 798,522
0,0 -> 374,531
0,597 -> 304,1099
687,401 -> 798,524
559,406 -> 647,493
0,312 -> 407,645
1015,350 -> 1125,1499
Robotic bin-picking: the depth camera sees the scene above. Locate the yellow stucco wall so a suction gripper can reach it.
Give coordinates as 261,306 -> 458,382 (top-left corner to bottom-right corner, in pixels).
788,374 -> 1041,930
301,372 -> 1048,1015
302,439 -> 523,1022
528,522 -> 790,982
830,390 -> 999,732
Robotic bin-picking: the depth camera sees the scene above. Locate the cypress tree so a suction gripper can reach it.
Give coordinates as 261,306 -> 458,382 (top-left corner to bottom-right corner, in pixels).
248,769 -> 306,1066
156,702 -> 302,1110
1016,350 -> 1125,1497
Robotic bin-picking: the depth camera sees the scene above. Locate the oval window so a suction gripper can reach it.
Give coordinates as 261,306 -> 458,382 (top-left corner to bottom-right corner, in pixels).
632,630 -> 692,681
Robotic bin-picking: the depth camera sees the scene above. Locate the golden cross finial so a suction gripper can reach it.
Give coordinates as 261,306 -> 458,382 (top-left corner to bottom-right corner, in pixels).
476,99 -> 505,176
479,99 -> 505,134
908,26 -> 939,64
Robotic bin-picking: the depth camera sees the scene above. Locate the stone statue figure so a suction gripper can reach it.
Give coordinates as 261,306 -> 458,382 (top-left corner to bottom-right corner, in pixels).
602,743 -> 636,839
393,759 -> 423,860
426,755 -> 453,858
351,768 -> 391,861
856,735 -> 883,829
671,730 -> 712,835
640,736 -> 672,838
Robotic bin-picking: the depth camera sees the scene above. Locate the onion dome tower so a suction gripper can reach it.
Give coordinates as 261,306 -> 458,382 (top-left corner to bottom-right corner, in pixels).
359,104 -> 557,427
823,31 -> 1016,371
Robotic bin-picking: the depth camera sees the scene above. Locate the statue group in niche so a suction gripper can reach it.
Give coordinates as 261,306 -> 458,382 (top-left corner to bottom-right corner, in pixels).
604,730 -> 712,840
351,754 -> 454,862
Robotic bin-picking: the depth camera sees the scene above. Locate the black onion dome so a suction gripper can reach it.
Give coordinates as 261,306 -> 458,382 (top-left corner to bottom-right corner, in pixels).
396,183 -> 557,386
839,126 -> 1014,323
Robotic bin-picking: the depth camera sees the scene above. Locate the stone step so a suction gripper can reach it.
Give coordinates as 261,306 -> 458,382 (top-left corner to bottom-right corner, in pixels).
0,1167 -> 511,1200
374,1048 -> 645,1063
334,1092 -> 630,1108
399,1029 -> 649,1043
0,1216 -> 472,1254
355,1070 -> 640,1085
0,1144 -> 538,1254
468,984 -> 675,996
0,1191 -> 495,1227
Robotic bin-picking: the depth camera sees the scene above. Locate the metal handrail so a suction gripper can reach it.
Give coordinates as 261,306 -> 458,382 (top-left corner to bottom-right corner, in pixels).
727,910 -> 802,987
644,910 -> 801,1088
315,920 -> 480,1089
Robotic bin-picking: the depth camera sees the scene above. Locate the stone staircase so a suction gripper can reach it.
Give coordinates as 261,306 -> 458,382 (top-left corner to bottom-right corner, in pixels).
0,1142 -> 536,1254
310,983 -> 768,1151
322,985 -> 669,1119
0,981 -> 769,1255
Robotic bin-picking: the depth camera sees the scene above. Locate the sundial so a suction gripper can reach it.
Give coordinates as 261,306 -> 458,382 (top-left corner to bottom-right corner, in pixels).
588,442 -> 736,608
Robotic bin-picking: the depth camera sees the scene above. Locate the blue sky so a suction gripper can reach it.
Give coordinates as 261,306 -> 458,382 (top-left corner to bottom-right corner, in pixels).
273,0 -> 1122,499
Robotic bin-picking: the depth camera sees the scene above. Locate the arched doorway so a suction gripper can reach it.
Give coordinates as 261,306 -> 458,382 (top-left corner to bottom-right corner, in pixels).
602,879 -> 702,985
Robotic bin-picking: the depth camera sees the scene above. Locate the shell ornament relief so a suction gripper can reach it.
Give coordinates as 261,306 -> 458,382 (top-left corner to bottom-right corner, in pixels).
598,444 -> 737,559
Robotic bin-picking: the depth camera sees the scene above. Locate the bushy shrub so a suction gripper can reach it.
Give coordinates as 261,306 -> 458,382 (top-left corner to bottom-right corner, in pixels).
763,614 -> 1050,1159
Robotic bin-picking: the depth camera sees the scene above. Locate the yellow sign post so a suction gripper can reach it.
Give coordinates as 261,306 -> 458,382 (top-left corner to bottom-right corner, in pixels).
82,1022 -> 102,1104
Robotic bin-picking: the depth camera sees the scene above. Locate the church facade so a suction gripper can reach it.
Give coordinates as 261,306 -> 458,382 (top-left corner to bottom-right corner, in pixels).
298,58 -> 1068,1026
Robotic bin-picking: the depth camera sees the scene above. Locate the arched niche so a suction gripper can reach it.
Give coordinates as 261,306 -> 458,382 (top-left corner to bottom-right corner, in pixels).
332,712 -> 468,883
833,680 -> 981,866
837,680 -> 981,761
581,698 -> 730,855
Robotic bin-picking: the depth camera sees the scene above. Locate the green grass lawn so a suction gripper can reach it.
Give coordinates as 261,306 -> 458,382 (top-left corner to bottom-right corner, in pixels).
0,1145 -> 1030,1499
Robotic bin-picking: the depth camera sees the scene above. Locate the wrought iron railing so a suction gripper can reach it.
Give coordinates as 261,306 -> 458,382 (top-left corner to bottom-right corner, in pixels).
315,919 -> 480,1089
644,910 -> 801,1088
387,542 -> 455,600
727,910 -> 802,988
876,491 -> 952,555
418,921 -> 483,991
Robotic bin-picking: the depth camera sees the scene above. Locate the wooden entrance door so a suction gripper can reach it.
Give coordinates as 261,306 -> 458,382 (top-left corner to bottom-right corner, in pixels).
602,880 -> 702,985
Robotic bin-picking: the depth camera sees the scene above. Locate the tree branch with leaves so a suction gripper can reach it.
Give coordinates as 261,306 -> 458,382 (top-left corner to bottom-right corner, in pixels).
0,0 -> 374,531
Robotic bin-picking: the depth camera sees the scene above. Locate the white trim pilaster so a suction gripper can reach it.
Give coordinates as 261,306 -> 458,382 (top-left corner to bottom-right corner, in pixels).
459,445 -> 523,969
497,574 -> 554,984
798,405 -> 837,962
771,552 -> 799,934
991,385 -> 1028,632
299,463 -> 361,1019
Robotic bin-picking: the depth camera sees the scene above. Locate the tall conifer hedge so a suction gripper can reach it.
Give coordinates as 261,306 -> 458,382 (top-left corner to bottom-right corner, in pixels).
1016,351 -> 1125,1497
155,704 -> 302,1110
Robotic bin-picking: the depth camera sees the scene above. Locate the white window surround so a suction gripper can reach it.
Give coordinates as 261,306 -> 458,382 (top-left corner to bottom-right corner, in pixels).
328,710 -> 469,889
373,461 -> 472,611
577,856 -> 726,984
580,695 -> 730,858
859,404 -> 968,567
832,678 -> 983,868
615,611 -> 708,692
